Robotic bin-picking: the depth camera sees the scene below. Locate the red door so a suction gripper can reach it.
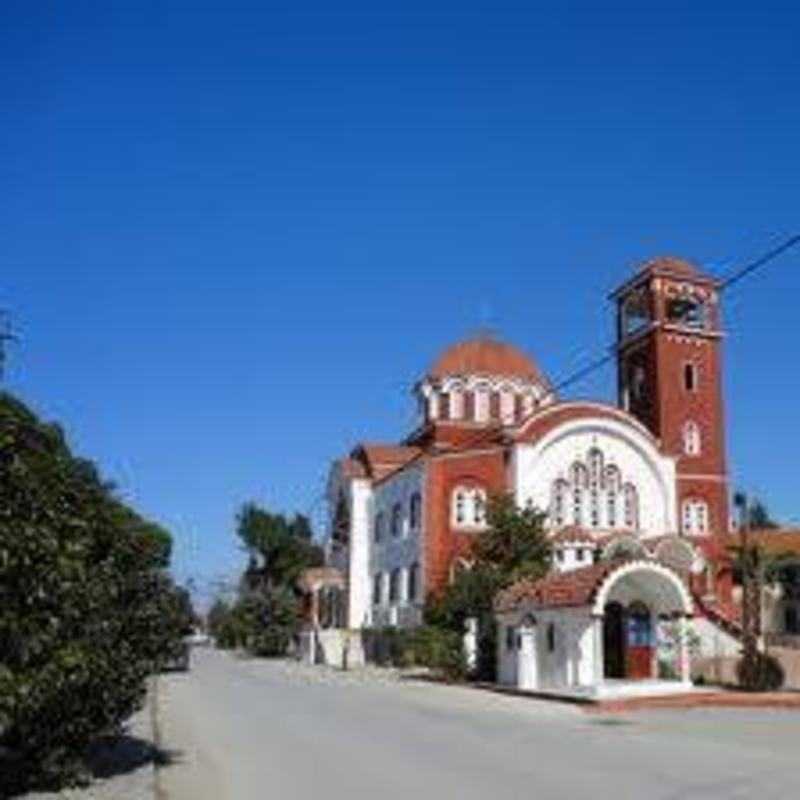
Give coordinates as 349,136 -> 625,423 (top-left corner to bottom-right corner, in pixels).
626,604 -> 653,680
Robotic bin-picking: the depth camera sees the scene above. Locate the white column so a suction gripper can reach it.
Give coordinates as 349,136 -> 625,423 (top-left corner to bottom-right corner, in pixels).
463,617 -> 478,673
428,392 -> 439,421
592,616 -> 605,687
679,616 -> 692,685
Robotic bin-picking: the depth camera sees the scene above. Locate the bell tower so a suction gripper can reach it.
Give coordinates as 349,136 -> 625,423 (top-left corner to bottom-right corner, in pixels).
612,257 -> 728,539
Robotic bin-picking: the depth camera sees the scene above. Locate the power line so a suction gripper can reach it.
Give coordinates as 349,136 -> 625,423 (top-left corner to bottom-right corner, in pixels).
718,234 -> 800,292
538,234 -> 800,401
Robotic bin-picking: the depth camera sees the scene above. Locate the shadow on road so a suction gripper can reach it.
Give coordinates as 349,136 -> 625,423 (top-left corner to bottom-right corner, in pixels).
2,729 -> 184,798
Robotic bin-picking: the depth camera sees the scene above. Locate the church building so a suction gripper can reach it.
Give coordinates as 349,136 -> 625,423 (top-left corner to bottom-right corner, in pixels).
315,256 -> 755,696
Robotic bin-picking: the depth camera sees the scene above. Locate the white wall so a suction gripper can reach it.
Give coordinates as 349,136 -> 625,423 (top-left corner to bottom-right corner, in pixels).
348,478 -> 373,629
498,607 -> 596,690
325,464 -> 373,630
512,412 -> 678,538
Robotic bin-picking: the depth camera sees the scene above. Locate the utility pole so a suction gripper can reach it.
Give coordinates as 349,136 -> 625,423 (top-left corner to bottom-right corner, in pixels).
0,310 -> 17,382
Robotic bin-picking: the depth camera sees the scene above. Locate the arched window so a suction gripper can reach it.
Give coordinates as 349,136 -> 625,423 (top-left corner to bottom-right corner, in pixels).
391,503 -> 403,537
588,448 -> 604,486
552,455 -> 634,532
389,569 -> 401,603
472,489 -> 487,526
572,483 -> 584,526
623,483 -> 639,530
409,492 -> 422,530
551,479 -> 568,527
570,462 -> 588,488
462,390 -> 475,421
374,511 -> 385,543
453,490 -> 467,526
408,562 -> 420,602
439,393 -> 451,421
683,421 -> 701,456
489,391 -> 501,419
605,466 -> 620,528
373,572 -> 383,605
589,486 -> 601,528
684,363 -> 698,392
452,487 -> 487,529
682,499 -> 709,535
547,623 -> 556,652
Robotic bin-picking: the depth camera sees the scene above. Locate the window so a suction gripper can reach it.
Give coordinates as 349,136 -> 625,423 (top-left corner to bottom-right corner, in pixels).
472,490 -> 486,526
373,573 -> 383,605
505,625 -> 516,651
389,569 -> 401,603
490,391 -> 501,419
391,503 -> 403,537
547,623 -> 556,652
454,490 -> 466,525
409,492 -> 422,530
463,391 -> 475,421
684,363 -> 698,392
683,421 -> 701,456
439,393 -> 451,421
682,499 -> 709,535
667,297 -> 708,330
785,606 -> 799,635
555,549 -> 564,563
408,562 -> 420,602
554,455 -> 634,532
622,288 -> 651,337
374,512 -> 385,543
514,394 -> 524,422
623,483 -> 639,530
572,484 -> 584,526
576,548 -> 585,562
551,480 -> 568,527
452,486 -> 488,529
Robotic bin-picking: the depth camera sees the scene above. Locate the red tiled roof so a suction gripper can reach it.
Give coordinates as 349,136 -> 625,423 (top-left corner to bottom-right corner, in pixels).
336,457 -> 368,480
548,526 -> 597,544
727,529 -> 800,556
352,443 -> 423,481
428,337 -> 544,382
496,562 -> 619,612
636,255 -> 705,281
496,558 -> 692,613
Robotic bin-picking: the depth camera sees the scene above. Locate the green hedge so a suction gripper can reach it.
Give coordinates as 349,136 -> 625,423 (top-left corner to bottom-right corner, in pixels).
0,394 -> 188,791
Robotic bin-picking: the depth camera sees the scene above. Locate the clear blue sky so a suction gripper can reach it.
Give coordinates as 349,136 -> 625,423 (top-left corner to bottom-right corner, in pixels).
3,2 -> 799,604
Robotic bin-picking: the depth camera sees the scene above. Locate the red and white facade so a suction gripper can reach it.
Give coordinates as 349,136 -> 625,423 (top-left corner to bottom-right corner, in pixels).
325,256 -> 741,690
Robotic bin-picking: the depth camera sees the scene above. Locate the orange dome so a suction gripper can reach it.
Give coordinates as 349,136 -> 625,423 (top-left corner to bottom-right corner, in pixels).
428,337 -> 544,381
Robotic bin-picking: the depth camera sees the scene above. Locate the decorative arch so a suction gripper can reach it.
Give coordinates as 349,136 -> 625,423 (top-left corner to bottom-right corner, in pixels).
592,560 -> 693,617
515,408 -> 678,536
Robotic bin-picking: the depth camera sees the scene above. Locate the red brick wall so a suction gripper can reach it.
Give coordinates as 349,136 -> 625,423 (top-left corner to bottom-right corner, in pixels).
423,449 -> 508,598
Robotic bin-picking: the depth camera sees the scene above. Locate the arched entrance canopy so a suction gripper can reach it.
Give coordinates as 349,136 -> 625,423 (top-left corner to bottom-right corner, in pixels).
592,560 -> 694,618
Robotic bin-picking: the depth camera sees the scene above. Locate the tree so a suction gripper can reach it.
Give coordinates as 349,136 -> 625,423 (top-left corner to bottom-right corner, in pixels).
0,393 -> 184,790
749,499 -> 779,530
222,503 -> 323,658
425,494 -> 551,680
472,494 -> 552,584
236,503 -> 323,591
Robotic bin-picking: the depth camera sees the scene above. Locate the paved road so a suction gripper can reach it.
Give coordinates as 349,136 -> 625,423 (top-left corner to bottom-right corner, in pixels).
158,648 -> 799,800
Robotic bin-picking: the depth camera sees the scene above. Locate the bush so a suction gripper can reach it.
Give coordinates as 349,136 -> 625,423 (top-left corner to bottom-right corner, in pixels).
0,394 -> 185,791
235,586 -> 300,657
736,652 -> 785,692
404,626 -> 467,681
